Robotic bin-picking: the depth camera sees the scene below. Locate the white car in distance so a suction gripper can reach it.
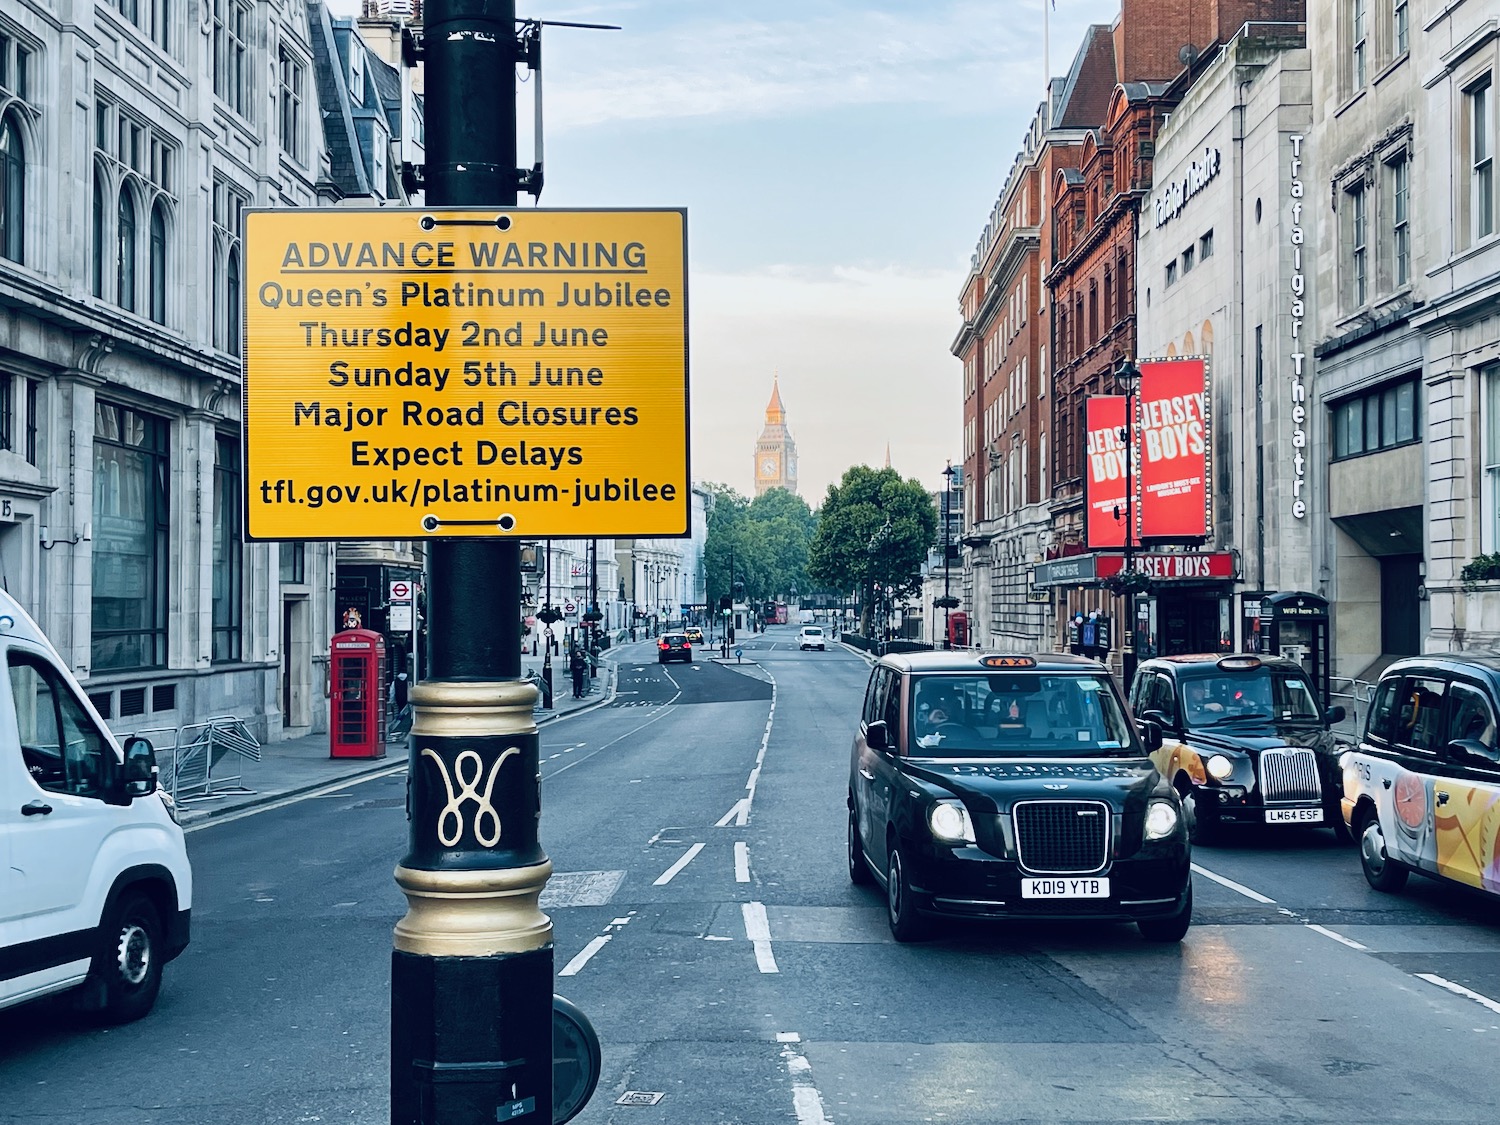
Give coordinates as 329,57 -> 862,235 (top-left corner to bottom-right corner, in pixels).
799,626 -> 826,651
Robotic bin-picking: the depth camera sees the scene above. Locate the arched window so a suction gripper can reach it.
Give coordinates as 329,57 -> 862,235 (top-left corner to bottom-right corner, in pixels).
92,175 -> 107,297
117,190 -> 137,312
1183,330 -> 1196,354
149,202 -> 167,324
226,247 -> 241,355
0,114 -> 23,264
1201,320 -> 1214,356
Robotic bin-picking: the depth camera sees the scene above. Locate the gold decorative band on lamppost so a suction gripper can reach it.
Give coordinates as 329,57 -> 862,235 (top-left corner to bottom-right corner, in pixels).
409,679 -> 540,739
393,860 -> 553,957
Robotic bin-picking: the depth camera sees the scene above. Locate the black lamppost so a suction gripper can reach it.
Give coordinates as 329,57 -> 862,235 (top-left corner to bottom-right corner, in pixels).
942,462 -> 956,648
1115,358 -> 1142,684
867,517 -> 893,654
584,538 -> 602,678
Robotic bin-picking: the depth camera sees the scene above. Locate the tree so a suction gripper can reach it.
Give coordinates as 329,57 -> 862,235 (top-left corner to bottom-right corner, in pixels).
703,485 -> 820,618
807,466 -> 937,635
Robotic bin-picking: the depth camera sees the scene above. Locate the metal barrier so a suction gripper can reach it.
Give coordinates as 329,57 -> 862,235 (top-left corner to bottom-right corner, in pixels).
133,716 -> 262,804
1327,678 -> 1374,743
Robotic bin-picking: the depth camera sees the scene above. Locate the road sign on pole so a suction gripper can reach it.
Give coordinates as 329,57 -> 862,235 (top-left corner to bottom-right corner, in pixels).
390,580 -> 413,602
243,208 -> 689,541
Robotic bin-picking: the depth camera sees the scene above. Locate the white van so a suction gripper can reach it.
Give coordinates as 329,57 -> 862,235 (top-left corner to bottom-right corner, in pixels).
0,590 -> 191,1022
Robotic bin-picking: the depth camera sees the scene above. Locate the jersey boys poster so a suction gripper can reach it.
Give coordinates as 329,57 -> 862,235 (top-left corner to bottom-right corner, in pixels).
1137,358 -> 1210,539
1084,395 -> 1128,548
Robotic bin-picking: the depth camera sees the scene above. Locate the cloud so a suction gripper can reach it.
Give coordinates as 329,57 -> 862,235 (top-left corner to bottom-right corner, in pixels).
541,1 -> 1049,130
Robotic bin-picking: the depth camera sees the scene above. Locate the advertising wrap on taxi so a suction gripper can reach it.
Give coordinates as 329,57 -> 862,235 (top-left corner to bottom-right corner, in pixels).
1137,357 -> 1210,539
1084,395 -> 1128,549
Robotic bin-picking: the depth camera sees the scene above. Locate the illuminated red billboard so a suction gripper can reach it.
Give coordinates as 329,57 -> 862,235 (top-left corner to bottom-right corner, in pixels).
1138,358 -> 1210,539
1084,395 -> 1129,549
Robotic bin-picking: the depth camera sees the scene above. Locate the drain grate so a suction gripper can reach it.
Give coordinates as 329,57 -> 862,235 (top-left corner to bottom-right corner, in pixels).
615,1092 -> 665,1107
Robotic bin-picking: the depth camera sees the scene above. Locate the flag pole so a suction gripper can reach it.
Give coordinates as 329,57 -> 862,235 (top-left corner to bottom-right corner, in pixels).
1043,0 -> 1051,95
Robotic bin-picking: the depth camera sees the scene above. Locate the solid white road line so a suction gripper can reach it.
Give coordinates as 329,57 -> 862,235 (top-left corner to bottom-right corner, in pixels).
716,799 -> 748,827
1190,861 -> 1278,904
558,935 -> 611,977
653,842 -> 705,886
742,901 -> 779,973
777,1033 -> 831,1125
1306,923 -> 1369,951
734,841 -> 751,883
1416,972 -> 1500,1015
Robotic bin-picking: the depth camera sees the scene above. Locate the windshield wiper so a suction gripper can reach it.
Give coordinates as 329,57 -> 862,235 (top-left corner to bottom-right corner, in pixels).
1203,712 -> 1273,725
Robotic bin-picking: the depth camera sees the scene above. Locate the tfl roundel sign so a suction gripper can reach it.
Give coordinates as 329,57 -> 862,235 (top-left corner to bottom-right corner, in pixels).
390,580 -> 413,601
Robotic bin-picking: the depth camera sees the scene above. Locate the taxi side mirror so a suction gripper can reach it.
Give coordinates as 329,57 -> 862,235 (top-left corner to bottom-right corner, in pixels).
121,736 -> 158,798
866,720 -> 890,751
1140,708 -> 1172,731
1325,705 -> 1346,726
1137,720 -> 1163,754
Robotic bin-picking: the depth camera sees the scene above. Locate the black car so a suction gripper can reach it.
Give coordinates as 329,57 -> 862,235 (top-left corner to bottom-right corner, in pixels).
658,632 -> 692,664
1128,654 -> 1348,843
848,652 -> 1191,943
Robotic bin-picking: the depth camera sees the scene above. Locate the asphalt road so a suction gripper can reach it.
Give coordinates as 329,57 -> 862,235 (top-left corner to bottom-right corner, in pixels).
4,625 -> 1500,1124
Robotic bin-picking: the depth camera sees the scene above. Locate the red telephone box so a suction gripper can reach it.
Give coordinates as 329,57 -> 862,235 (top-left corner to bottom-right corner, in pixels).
330,628 -> 387,759
948,611 -> 970,649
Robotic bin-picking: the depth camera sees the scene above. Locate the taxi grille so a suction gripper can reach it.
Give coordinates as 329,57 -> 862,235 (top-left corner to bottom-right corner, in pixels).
1258,747 -> 1321,803
1013,800 -> 1110,875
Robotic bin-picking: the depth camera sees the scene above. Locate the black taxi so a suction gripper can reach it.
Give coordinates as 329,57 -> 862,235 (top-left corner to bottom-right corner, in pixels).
847,651 -> 1191,943
1128,654 -> 1348,843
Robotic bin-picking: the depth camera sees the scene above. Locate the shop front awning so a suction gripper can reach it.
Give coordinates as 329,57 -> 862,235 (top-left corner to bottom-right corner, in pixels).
1031,551 -> 1235,588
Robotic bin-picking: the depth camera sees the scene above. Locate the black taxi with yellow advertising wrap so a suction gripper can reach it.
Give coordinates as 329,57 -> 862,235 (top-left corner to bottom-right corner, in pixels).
1128,654 -> 1348,843
847,651 -> 1192,943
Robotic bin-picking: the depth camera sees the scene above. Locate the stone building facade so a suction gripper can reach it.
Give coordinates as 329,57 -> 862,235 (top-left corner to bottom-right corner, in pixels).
0,0 -> 418,741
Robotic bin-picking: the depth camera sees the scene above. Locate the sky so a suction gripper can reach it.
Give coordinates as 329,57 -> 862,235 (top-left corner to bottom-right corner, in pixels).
329,0 -> 1123,504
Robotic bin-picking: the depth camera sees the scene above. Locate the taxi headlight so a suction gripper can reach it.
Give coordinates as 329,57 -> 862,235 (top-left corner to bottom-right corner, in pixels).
1144,800 -> 1179,840
928,800 -> 976,844
1206,754 -> 1235,781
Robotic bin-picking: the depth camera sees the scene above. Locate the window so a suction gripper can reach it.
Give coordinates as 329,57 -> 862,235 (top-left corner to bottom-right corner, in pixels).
149,201 -> 167,324
279,541 -> 306,584
1347,182 -> 1367,307
1393,0 -> 1409,58
10,652 -> 110,800
1472,76 -> 1494,241
1165,261 -> 1177,287
1199,230 -> 1214,260
25,377 -> 36,465
1331,376 -> 1419,458
213,0 -> 250,116
0,112 -> 23,264
213,434 -> 243,662
1483,366 -> 1500,550
92,402 -> 170,672
1352,0 -> 1367,89
0,30 -> 33,100
1389,152 -> 1409,287
279,46 -> 306,162
1393,677 -> 1447,752
0,373 -> 11,450
212,177 -> 248,354
1446,683 -> 1496,748
349,41 -> 365,104
117,190 -> 137,312
114,0 -> 171,53
92,175 -> 106,297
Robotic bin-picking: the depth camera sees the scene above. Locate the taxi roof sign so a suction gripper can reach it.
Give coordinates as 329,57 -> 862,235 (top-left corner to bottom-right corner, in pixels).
241,208 -> 688,540
1216,655 -> 1263,671
980,655 -> 1037,668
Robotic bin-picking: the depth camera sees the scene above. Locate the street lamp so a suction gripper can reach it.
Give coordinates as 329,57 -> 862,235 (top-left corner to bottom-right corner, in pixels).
867,517 -> 893,654
1114,358 -> 1142,684
942,462 -> 955,649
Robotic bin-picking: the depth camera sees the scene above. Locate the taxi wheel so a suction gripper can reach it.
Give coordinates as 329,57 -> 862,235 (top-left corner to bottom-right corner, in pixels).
1182,790 -> 1219,846
1137,885 -> 1192,943
885,844 -> 929,942
1358,809 -> 1409,893
847,808 -> 873,886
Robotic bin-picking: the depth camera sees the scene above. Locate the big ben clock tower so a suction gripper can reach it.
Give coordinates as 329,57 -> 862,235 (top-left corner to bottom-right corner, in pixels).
753,377 -> 798,497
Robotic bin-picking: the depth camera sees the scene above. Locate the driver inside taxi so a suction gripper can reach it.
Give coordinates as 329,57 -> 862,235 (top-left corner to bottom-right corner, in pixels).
914,684 -> 962,744
1183,679 -> 1225,722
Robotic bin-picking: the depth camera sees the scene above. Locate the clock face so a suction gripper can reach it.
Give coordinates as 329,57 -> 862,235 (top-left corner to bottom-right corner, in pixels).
761,457 -> 779,477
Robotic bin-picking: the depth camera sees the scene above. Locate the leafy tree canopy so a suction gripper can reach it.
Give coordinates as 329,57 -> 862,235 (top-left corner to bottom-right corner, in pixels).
702,485 -> 818,606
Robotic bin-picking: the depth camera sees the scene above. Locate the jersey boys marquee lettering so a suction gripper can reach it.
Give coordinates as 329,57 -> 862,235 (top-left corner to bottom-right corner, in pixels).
243,209 -> 689,539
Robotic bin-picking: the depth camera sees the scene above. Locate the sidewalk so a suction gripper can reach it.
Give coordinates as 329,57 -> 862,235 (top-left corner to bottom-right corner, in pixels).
177,654 -> 620,827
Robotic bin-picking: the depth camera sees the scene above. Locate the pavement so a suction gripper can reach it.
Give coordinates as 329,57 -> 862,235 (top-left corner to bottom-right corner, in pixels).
173,645 -> 623,826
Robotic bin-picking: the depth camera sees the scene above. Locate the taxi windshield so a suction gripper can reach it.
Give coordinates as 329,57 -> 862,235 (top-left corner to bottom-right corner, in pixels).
1178,669 -> 1321,728
907,672 -> 1135,757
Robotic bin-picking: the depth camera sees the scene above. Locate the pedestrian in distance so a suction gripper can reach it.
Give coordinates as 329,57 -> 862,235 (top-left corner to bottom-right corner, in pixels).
569,647 -> 587,699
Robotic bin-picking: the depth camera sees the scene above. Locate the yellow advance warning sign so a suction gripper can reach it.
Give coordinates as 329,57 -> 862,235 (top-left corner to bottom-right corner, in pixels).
243,208 -> 688,539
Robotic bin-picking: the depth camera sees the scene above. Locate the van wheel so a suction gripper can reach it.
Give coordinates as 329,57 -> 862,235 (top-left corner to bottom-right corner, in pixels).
885,844 -> 929,943
96,892 -> 163,1023
1358,809 -> 1409,893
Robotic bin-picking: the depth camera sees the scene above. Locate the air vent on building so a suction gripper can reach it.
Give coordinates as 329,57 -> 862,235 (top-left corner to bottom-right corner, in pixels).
153,684 -> 177,712
1138,140 -> 1156,158
88,691 -> 113,720
120,687 -> 147,717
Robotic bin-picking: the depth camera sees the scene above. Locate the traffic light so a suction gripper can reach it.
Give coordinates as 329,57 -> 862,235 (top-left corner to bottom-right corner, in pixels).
719,594 -> 732,611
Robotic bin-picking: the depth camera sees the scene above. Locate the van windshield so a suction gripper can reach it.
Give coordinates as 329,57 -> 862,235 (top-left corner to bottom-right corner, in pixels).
908,672 -> 1135,757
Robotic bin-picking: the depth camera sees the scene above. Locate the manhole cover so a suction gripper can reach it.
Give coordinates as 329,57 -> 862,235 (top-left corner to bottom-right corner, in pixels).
615,1091 -> 665,1107
542,870 -> 626,909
